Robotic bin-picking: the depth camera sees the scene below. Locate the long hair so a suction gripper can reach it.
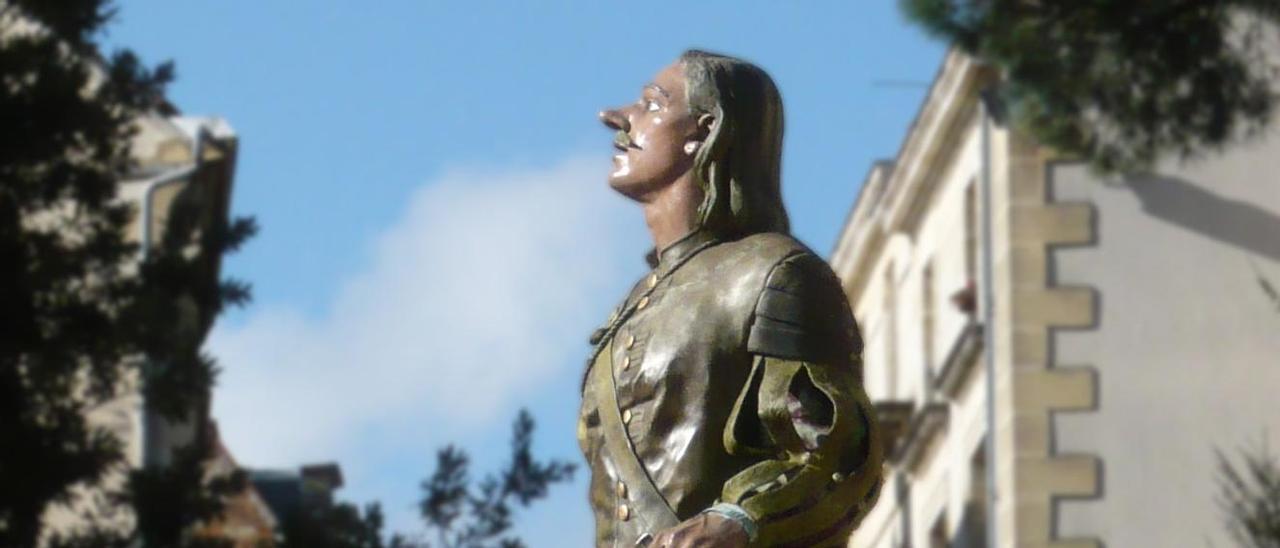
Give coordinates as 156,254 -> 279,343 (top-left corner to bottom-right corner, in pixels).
680,49 -> 790,236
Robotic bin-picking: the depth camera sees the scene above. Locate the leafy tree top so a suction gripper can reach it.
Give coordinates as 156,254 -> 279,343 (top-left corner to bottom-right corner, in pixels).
901,0 -> 1280,172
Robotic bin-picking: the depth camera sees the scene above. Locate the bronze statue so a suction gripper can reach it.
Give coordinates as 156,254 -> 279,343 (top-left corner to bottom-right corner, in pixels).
578,50 -> 883,548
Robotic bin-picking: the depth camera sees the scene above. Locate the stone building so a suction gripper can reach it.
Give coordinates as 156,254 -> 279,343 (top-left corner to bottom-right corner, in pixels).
834,50 -> 1280,547
36,112 -> 263,542
191,424 -> 280,547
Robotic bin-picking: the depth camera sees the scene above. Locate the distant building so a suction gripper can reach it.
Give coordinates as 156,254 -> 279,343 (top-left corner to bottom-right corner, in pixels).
192,423 -> 280,548
250,463 -> 346,528
190,436 -> 347,548
834,50 -> 1280,547
122,113 -> 241,470
37,111 -> 246,542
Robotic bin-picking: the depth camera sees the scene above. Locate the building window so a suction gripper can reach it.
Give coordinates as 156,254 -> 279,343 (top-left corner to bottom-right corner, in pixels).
964,180 -> 977,288
929,512 -> 948,548
883,262 -> 898,398
953,443 -> 988,548
950,180 -> 980,317
922,260 -> 936,401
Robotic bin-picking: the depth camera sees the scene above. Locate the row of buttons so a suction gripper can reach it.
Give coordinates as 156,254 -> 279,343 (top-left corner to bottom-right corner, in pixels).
618,329 -> 638,426
606,273 -> 658,324
616,477 -> 631,520
613,272 -> 656,525
634,273 -> 658,311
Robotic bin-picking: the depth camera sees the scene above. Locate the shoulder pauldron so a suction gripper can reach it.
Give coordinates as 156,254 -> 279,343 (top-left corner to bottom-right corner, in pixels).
746,251 -> 863,365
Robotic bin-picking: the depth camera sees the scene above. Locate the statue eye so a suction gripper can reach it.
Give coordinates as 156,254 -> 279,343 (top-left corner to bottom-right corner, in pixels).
645,100 -> 660,113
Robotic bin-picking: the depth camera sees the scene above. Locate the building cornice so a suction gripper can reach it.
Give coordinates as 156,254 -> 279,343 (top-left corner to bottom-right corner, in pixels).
832,51 -> 995,303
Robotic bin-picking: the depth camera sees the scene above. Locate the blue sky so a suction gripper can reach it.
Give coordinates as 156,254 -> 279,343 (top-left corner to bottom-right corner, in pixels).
108,1 -> 943,544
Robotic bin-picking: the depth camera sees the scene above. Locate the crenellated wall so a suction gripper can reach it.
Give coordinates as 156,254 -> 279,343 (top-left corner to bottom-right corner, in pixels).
1048,117 -> 1280,547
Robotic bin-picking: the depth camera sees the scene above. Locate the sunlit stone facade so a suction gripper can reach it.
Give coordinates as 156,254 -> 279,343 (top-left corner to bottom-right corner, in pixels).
835,49 -> 1280,548
38,113 -> 247,542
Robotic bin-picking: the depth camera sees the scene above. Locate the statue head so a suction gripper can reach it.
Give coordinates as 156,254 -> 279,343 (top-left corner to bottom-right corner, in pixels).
600,50 -> 789,237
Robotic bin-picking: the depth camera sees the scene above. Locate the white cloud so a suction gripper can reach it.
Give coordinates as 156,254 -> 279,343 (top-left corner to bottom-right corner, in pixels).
208,156 -> 641,468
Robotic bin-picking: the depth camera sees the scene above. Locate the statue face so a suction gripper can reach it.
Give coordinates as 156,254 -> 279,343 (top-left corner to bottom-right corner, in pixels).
599,61 -> 701,200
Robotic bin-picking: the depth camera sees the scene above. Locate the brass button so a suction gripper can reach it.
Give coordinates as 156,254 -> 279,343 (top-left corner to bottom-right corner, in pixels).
647,273 -> 658,288
616,504 -> 631,521
637,296 -> 649,310
622,409 -> 633,424
831,472 -> 845,483
621,356 -> 631,370
615,481 -> 628,498
626,334 -> 636,349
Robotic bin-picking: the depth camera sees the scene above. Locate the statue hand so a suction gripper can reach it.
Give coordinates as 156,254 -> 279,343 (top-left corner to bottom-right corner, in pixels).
650,512 -> 750,548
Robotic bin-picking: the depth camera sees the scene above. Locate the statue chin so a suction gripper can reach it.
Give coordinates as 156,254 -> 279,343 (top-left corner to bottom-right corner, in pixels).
606,170 -> 661,202
610,154 -> 631,179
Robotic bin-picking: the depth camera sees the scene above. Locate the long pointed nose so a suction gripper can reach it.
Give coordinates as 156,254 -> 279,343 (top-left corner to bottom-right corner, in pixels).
599,108 -> 630,132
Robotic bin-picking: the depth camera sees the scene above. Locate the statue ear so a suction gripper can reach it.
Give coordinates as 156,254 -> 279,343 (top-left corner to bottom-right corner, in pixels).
687,113 -> 716,155
696,113 -> 716,138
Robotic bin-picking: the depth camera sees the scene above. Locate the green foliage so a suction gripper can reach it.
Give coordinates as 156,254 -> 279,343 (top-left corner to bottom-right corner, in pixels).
412,410 -> 576,548
1217,442 -> 1280,547
900,0 -> 1280,172
281,501 -> 390,548
0,0 -> 255,545
272,411 -> 572,548
127,443 -> 243,548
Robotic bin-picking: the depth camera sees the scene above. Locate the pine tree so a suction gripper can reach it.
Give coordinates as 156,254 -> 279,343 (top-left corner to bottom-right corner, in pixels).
280,501 -> 392,548
269,411 -> 571,548
0,1 -> 255,545
411,410 -> 576,548
900,0 -> 1280,172
1218,443 -> 1280,547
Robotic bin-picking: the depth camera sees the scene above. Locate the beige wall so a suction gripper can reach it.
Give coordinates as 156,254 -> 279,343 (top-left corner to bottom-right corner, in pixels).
1049,122 -> 1280,546
840,34 -> 1280,547
846,95 -> 996,547
853,101 -> 986,407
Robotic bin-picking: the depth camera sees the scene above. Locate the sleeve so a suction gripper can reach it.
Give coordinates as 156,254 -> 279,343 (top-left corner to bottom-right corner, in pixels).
719,253 -> 884,546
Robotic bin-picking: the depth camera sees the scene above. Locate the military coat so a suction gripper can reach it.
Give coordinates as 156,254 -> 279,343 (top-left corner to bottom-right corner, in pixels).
577,229 -> 883,547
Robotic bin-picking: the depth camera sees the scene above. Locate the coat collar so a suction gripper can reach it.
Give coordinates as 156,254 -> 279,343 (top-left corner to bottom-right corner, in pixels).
644,229 -> 722,269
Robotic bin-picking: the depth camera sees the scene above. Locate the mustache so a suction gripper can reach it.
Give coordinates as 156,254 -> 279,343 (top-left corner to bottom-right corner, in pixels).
614,130 -> 641,151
